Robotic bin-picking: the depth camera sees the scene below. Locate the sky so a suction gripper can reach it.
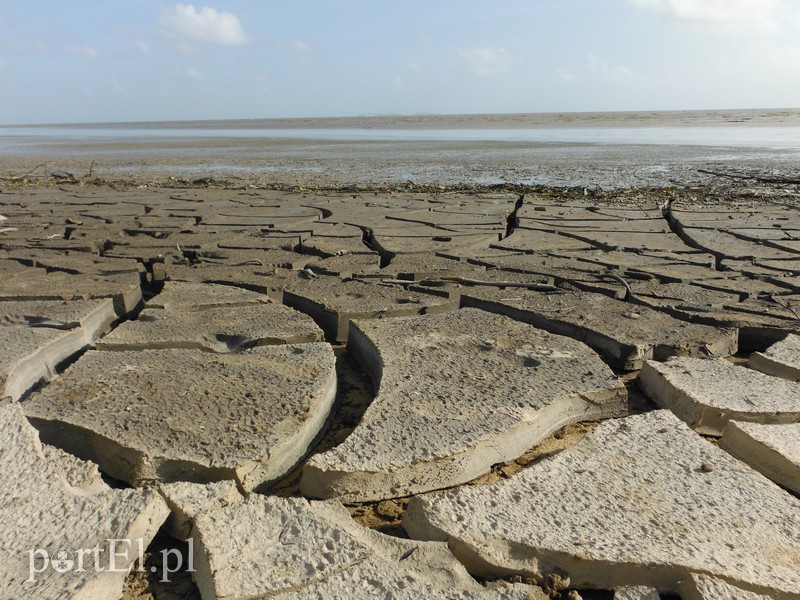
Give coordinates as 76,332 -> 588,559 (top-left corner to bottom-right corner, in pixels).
0,0 -> 799,124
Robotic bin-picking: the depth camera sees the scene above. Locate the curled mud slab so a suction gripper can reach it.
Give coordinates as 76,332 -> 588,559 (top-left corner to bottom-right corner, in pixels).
403,410 -> 800,598
461,287 -> 738,370
187,494 -> 540,599
721,421 -> 800,494
283,275 -> 459,342
613,587 -> 660,600
24,344 -> 337,492
749,334 -> 800,381
98,282 -> 322,352
301,308 -> 626,502
0,297 -> 128,401
0,403 -> 168,599
678,573 -> 778,600
638,357 -> 800,435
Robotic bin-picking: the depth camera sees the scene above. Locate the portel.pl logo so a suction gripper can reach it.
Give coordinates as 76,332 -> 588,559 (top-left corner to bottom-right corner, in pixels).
27,538 -> 194,583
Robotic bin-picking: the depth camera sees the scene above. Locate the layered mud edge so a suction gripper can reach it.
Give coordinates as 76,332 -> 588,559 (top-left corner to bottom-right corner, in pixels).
1,169 -> 799,198
1,177 -> 797,600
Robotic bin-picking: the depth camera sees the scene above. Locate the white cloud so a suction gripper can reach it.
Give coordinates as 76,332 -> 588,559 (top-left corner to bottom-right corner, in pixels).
555,67 -> 577,83
629,0 -> 785,31
736,42 -> 800,82
458,47 -> 523,76
178,67 -> 206,81
159,4 -> 250,45
136,40 -> 153,55
393,76 -> 405,90
587,54 -> 638,85
62,45 -> 99,59
288,39 -> 310,53
2,38 -> 46,54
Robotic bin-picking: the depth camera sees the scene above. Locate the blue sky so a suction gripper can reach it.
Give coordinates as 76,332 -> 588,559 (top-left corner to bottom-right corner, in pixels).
1,0 -> 799,124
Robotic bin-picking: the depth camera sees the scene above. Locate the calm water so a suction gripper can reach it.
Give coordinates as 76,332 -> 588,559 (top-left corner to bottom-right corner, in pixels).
1,125 -> 799,151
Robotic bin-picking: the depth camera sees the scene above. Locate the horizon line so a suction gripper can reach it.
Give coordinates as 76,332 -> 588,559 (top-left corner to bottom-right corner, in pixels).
4,106 -> 800,129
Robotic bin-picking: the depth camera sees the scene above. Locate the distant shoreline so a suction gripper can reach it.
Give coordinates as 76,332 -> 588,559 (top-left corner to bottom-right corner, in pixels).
6,107 -> 800,130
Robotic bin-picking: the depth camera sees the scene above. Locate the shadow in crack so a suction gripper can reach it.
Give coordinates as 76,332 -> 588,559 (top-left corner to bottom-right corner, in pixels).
268,345 -> 376,498
122,531 -> 200,600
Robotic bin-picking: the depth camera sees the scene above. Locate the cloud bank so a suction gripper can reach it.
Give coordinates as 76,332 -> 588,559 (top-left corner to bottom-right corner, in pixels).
62,44 -> 99,59
458,47 -> 523,76
159,4 -> 250,45
629,0 -> 783,30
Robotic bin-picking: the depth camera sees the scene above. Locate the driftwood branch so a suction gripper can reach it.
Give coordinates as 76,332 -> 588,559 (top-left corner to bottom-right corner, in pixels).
1,160 -> 102,184
698,169 -> 800,185
0,163 -> 49,181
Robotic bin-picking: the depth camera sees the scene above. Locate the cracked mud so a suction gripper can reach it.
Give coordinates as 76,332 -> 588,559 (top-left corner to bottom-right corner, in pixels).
0,175 -> 798,600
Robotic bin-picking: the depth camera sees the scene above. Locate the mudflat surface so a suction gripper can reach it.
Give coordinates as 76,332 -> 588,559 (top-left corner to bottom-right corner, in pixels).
2,108 -> 800,189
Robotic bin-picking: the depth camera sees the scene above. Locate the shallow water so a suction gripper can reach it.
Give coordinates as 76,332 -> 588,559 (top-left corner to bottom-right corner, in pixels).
1,125 -> 799,151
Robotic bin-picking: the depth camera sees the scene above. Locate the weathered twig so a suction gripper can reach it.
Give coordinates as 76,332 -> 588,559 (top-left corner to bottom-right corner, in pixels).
381,276 -> 558,291
1,163 -> 49,181
636,202 -> 658,221
232,260 -> 264,266
765,293 -> 800,322
381,278 -> 448,287
594,273 -> 633,301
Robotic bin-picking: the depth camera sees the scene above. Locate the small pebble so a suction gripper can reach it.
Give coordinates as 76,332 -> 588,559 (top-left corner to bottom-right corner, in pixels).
701,462 -> 715,473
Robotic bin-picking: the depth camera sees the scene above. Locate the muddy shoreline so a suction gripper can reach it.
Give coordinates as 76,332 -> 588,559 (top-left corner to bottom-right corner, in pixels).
2,140 -> 800,194
2,108 -> 799,191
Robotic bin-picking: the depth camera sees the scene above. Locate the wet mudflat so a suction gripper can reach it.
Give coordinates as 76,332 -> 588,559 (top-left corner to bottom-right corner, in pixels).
3,108 -> 800,190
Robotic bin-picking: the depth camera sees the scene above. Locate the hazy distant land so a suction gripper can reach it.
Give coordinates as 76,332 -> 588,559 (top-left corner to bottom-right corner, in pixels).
11,107 -> 800,130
